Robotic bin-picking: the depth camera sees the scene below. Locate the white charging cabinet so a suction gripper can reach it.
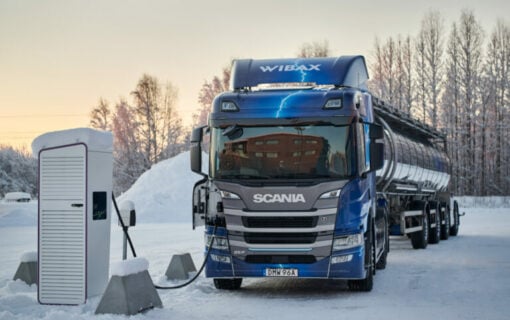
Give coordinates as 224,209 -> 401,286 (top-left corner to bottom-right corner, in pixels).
33,128 -> 113,305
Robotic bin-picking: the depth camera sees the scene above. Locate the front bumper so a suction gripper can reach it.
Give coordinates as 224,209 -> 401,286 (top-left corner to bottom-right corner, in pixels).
205,245 -> 366,280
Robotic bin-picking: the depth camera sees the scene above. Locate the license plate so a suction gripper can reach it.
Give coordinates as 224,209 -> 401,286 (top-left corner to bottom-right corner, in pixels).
265,268 -> 299,277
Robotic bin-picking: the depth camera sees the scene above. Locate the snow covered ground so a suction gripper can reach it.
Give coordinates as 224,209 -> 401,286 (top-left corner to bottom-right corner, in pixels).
1,152 -> 509,319
1,207 -> 509,320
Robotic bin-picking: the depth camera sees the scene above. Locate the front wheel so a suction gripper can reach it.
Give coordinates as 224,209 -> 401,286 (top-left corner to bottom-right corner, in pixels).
214,278 -> 242,290
348,221 -> 374,292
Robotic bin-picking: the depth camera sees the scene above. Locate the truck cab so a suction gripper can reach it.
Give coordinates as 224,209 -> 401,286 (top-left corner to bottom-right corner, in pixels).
190,56 -> 387,291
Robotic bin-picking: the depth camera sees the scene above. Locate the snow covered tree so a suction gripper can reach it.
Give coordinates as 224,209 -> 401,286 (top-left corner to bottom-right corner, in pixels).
194,65 -> 231,128
111,100 -> 146,195
0,145 -> 37,198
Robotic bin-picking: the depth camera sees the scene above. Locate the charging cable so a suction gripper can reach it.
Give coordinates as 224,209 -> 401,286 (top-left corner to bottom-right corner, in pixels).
112,194 -> 218,290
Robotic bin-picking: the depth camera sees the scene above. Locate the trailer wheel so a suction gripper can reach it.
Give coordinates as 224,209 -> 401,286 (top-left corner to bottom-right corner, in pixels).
449,200 -> 460,236
214,278 -> 242,290
428,201 -> 440,244
348,220 -> 374,292
440,203 -> 450,240
410,202 -> 428,250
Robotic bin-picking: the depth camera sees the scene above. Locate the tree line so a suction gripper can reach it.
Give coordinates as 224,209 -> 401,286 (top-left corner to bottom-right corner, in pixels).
2,10 -> 506,198
368,10 -> 509,196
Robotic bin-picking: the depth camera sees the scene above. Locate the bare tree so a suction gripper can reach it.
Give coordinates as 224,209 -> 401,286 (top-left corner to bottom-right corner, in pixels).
89,98 -> 111,130
483,20 -> 510,194
297,40 -> 330,58
422,10 -> 444,129
402,36 -> 414,114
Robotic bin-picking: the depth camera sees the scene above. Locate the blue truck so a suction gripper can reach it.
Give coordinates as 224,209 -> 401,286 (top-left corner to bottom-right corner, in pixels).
190,56 -> 461,291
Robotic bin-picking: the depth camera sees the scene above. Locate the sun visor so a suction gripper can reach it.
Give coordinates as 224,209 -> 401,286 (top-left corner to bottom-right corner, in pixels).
230,56 -> 369,90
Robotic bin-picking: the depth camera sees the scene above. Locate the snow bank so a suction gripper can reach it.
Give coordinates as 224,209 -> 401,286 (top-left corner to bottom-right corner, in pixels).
0,202 -> 37,227
20,252 -> 37,263
111,257 -> 149,277
31,128 -> 113,157
455,196 -> 510,208
117,151 -> 207,224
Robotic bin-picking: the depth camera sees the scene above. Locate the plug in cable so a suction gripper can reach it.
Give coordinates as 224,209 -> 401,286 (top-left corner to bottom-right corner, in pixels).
112,194 -> 218,290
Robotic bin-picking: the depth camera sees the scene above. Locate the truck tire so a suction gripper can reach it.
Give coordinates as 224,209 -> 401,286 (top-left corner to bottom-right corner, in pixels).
428,201 -> 440,244
376,214 -> 388,270
214,278 -> 242,290
410,202 -> 428,250
440,203 -> 450,240
348,220 -> 374,292
450,200 -> 460,236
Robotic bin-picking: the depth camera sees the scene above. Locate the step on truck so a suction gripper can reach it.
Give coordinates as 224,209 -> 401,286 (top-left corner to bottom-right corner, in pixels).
190,56 -> 461,291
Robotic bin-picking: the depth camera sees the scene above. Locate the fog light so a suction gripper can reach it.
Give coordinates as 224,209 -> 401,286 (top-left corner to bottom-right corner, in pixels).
211,254 -> 232,264
331,254 -> 353,264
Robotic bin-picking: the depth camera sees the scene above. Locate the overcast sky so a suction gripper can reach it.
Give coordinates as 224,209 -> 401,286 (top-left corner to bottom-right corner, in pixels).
1,0 -> 508,148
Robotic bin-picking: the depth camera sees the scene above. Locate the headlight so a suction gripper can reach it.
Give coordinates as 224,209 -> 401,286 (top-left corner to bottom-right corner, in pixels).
319,189 -> 341,199
333,233 -> 363,251
220,190 -> 241,200
205,235 -> 230,250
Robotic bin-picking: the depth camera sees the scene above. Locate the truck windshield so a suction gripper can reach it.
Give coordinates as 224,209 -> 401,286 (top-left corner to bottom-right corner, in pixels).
210,124 -> 355,180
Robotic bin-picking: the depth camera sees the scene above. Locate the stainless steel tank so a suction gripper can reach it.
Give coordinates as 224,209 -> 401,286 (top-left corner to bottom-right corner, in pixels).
376,117 -> 450,193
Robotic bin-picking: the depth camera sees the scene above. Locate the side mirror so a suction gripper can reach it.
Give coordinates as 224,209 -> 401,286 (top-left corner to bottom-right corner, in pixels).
370,142 -> 384,172
369,123 -> 384,139
190,126 -> 206,175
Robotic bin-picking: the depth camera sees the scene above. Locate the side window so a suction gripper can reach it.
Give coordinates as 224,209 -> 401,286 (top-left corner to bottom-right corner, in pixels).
363,123 -> 371,173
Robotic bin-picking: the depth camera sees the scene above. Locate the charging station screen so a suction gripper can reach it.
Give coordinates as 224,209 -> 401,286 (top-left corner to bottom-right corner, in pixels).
93,191 -> 107,220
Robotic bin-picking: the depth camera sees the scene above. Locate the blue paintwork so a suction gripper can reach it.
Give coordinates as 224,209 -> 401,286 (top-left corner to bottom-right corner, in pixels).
204,56 -> 377,281
211,87 -> 362,123
204,241 -> 366,280
231,56 -> 368,90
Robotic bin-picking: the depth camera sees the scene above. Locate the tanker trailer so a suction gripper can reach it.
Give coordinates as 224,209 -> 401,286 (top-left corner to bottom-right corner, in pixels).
373,98 -> 462,249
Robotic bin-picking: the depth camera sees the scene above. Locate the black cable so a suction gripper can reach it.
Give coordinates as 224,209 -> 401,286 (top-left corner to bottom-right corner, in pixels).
154,224 -> 217,290
111,193 -> 218,290
112,194 -> 137,258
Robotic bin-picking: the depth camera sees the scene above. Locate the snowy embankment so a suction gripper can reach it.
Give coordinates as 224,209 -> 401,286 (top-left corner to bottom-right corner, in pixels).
1,151 -> 509,319
116,151 -> 207,224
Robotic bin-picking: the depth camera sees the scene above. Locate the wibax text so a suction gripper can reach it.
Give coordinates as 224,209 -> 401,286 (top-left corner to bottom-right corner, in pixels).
259,64 -> 321,72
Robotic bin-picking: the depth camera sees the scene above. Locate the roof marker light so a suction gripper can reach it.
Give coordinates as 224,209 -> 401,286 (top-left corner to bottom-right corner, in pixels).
221,101 -> 239,112
324,98 -> 343,109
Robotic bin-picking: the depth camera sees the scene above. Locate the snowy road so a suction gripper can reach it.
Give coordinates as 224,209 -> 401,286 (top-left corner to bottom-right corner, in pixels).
1,207 -> 509,320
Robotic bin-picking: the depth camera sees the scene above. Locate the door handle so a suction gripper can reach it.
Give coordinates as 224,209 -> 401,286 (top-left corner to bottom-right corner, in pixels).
71,203 -> 84,208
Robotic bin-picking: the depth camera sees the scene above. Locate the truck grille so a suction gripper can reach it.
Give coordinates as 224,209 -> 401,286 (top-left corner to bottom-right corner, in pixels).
244,232 -> 317,244
242,216 -> 318,228
245,255 -> 316,264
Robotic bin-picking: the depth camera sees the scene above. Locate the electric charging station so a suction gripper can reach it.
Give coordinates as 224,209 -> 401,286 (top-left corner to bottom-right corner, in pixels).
32,128 -> 113,305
